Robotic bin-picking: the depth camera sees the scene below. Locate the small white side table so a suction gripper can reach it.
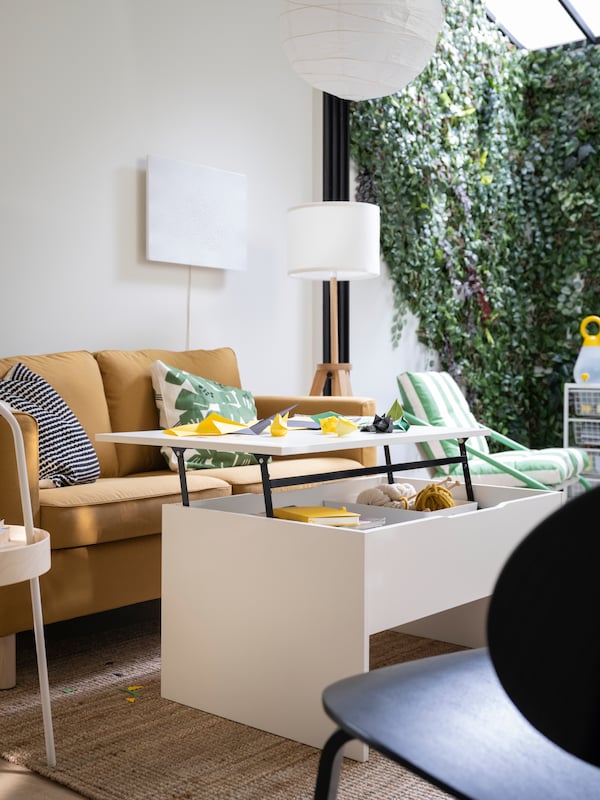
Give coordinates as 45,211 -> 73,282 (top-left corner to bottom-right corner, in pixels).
0,401 -> 55,767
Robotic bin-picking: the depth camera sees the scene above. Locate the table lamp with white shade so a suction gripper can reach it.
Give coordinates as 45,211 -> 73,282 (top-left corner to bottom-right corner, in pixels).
287,201 -> 381,395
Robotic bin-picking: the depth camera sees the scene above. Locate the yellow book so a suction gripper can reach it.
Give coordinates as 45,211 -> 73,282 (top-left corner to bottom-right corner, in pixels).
273,505 -> 360,526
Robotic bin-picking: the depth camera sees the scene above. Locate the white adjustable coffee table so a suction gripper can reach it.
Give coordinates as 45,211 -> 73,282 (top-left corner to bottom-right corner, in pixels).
97,423 -> 562,760
97,422 -> 488,511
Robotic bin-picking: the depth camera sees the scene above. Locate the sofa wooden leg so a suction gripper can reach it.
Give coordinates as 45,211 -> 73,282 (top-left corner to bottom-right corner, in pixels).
0,633 -> 16,689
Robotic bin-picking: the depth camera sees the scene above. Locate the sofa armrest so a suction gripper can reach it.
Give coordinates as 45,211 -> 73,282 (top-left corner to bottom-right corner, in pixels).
254,395 -> 378,467
0,411 -> 40,525
254,395 -> 377,419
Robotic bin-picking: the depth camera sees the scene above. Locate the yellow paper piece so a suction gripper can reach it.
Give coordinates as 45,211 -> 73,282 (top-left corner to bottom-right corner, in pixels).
335,417 -> 359,436
164,422 -> 204,436
270,412 -> 289,437
165,413 -> 255,437
198,416 -> 251,435
319,416 -> 339,434
319,415 -> 359,437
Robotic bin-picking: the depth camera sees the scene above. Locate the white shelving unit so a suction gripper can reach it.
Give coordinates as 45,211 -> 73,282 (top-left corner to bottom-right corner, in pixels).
563,383 -> 600,497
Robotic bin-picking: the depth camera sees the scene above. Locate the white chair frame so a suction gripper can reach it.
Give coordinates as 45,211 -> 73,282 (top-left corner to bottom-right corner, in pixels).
0,401 -> 55,767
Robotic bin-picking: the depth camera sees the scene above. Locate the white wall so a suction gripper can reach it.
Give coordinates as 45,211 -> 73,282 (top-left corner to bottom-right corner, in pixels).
0,0 -> 425,414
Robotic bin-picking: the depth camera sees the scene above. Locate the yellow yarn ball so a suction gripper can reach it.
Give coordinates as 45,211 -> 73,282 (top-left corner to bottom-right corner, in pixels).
413,483 -> 455,512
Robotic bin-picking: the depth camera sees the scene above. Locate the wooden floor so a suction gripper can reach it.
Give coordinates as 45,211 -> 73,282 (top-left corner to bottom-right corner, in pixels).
0,761 -> 83,799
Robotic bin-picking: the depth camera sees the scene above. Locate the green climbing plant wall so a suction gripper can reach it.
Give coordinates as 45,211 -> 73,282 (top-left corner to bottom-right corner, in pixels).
350,0 -> 600,447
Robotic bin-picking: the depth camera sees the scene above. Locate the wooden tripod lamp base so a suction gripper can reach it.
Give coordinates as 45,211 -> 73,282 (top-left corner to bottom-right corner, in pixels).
309,276 -> 353,396
310,362 -> 353,396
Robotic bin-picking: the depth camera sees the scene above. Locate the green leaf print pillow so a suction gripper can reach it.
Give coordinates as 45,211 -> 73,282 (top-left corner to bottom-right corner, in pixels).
150,360 -> 259,470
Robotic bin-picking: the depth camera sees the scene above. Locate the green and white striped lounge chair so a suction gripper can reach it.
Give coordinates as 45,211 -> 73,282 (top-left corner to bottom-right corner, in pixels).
397,371 -> 591,492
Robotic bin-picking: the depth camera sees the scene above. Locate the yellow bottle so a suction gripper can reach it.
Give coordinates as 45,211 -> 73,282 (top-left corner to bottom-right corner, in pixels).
573,316 -> 600,384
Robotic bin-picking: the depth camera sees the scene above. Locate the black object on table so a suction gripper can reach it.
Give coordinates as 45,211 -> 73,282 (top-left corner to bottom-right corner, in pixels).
314,485 -> 600,799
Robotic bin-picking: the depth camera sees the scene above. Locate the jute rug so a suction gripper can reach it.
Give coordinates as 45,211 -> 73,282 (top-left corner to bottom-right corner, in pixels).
1,602 -> 463,800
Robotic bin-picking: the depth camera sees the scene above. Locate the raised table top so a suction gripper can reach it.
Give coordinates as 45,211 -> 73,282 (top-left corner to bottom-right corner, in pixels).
97,423 -> 489,458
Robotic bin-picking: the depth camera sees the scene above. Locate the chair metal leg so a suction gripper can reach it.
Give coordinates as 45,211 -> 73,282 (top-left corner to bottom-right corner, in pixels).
314,728 -> 354,800
30,576 -> 55,767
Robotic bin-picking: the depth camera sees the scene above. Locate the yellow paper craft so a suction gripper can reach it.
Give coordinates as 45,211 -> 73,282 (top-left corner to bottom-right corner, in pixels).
318,416 -> 359,437
270,412 -> 289,437
335,417 -> 359,436
164,422 -> 204,436
197,414 -> 254,435
165,413 -> 255,436
319,416 -> 339,435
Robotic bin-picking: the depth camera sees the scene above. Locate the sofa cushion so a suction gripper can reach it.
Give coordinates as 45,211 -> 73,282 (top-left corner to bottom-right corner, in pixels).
38,472 -> 231,549
397,371 -> 490,461
0,350 -> 118,477
95,347 -> 244,476
440,448 -> 590,487
0,363 -> 100,488
398,370 -> 590,488
151,360 -> 259,470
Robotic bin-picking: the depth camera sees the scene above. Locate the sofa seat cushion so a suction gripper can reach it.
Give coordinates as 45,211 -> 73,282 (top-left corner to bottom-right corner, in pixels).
202,456 -> 366,494
38,473 -> 231,549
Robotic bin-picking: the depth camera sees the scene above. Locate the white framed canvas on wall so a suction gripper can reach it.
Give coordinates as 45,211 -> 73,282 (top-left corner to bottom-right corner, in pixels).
146,155 -> 247,271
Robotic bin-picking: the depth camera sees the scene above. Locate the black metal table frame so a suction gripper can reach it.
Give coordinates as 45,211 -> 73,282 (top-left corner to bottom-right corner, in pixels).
171,438 -> 474,515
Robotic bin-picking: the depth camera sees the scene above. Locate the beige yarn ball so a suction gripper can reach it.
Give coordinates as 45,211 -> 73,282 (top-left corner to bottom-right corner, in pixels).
356,483 -> 416,509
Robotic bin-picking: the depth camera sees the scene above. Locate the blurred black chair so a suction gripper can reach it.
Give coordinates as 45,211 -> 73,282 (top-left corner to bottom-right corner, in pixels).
314,486 -> 600,800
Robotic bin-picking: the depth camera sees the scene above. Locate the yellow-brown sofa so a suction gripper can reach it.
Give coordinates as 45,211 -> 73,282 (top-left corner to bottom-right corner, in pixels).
0,347 -> 377,686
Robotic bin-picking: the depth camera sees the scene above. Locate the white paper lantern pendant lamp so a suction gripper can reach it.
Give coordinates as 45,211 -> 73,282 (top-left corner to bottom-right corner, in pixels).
280,0 -> 444,101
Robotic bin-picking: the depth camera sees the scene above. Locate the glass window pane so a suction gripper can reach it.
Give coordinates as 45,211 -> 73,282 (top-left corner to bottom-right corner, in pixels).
568,0 -> 600,37
486,0 -> 587,49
